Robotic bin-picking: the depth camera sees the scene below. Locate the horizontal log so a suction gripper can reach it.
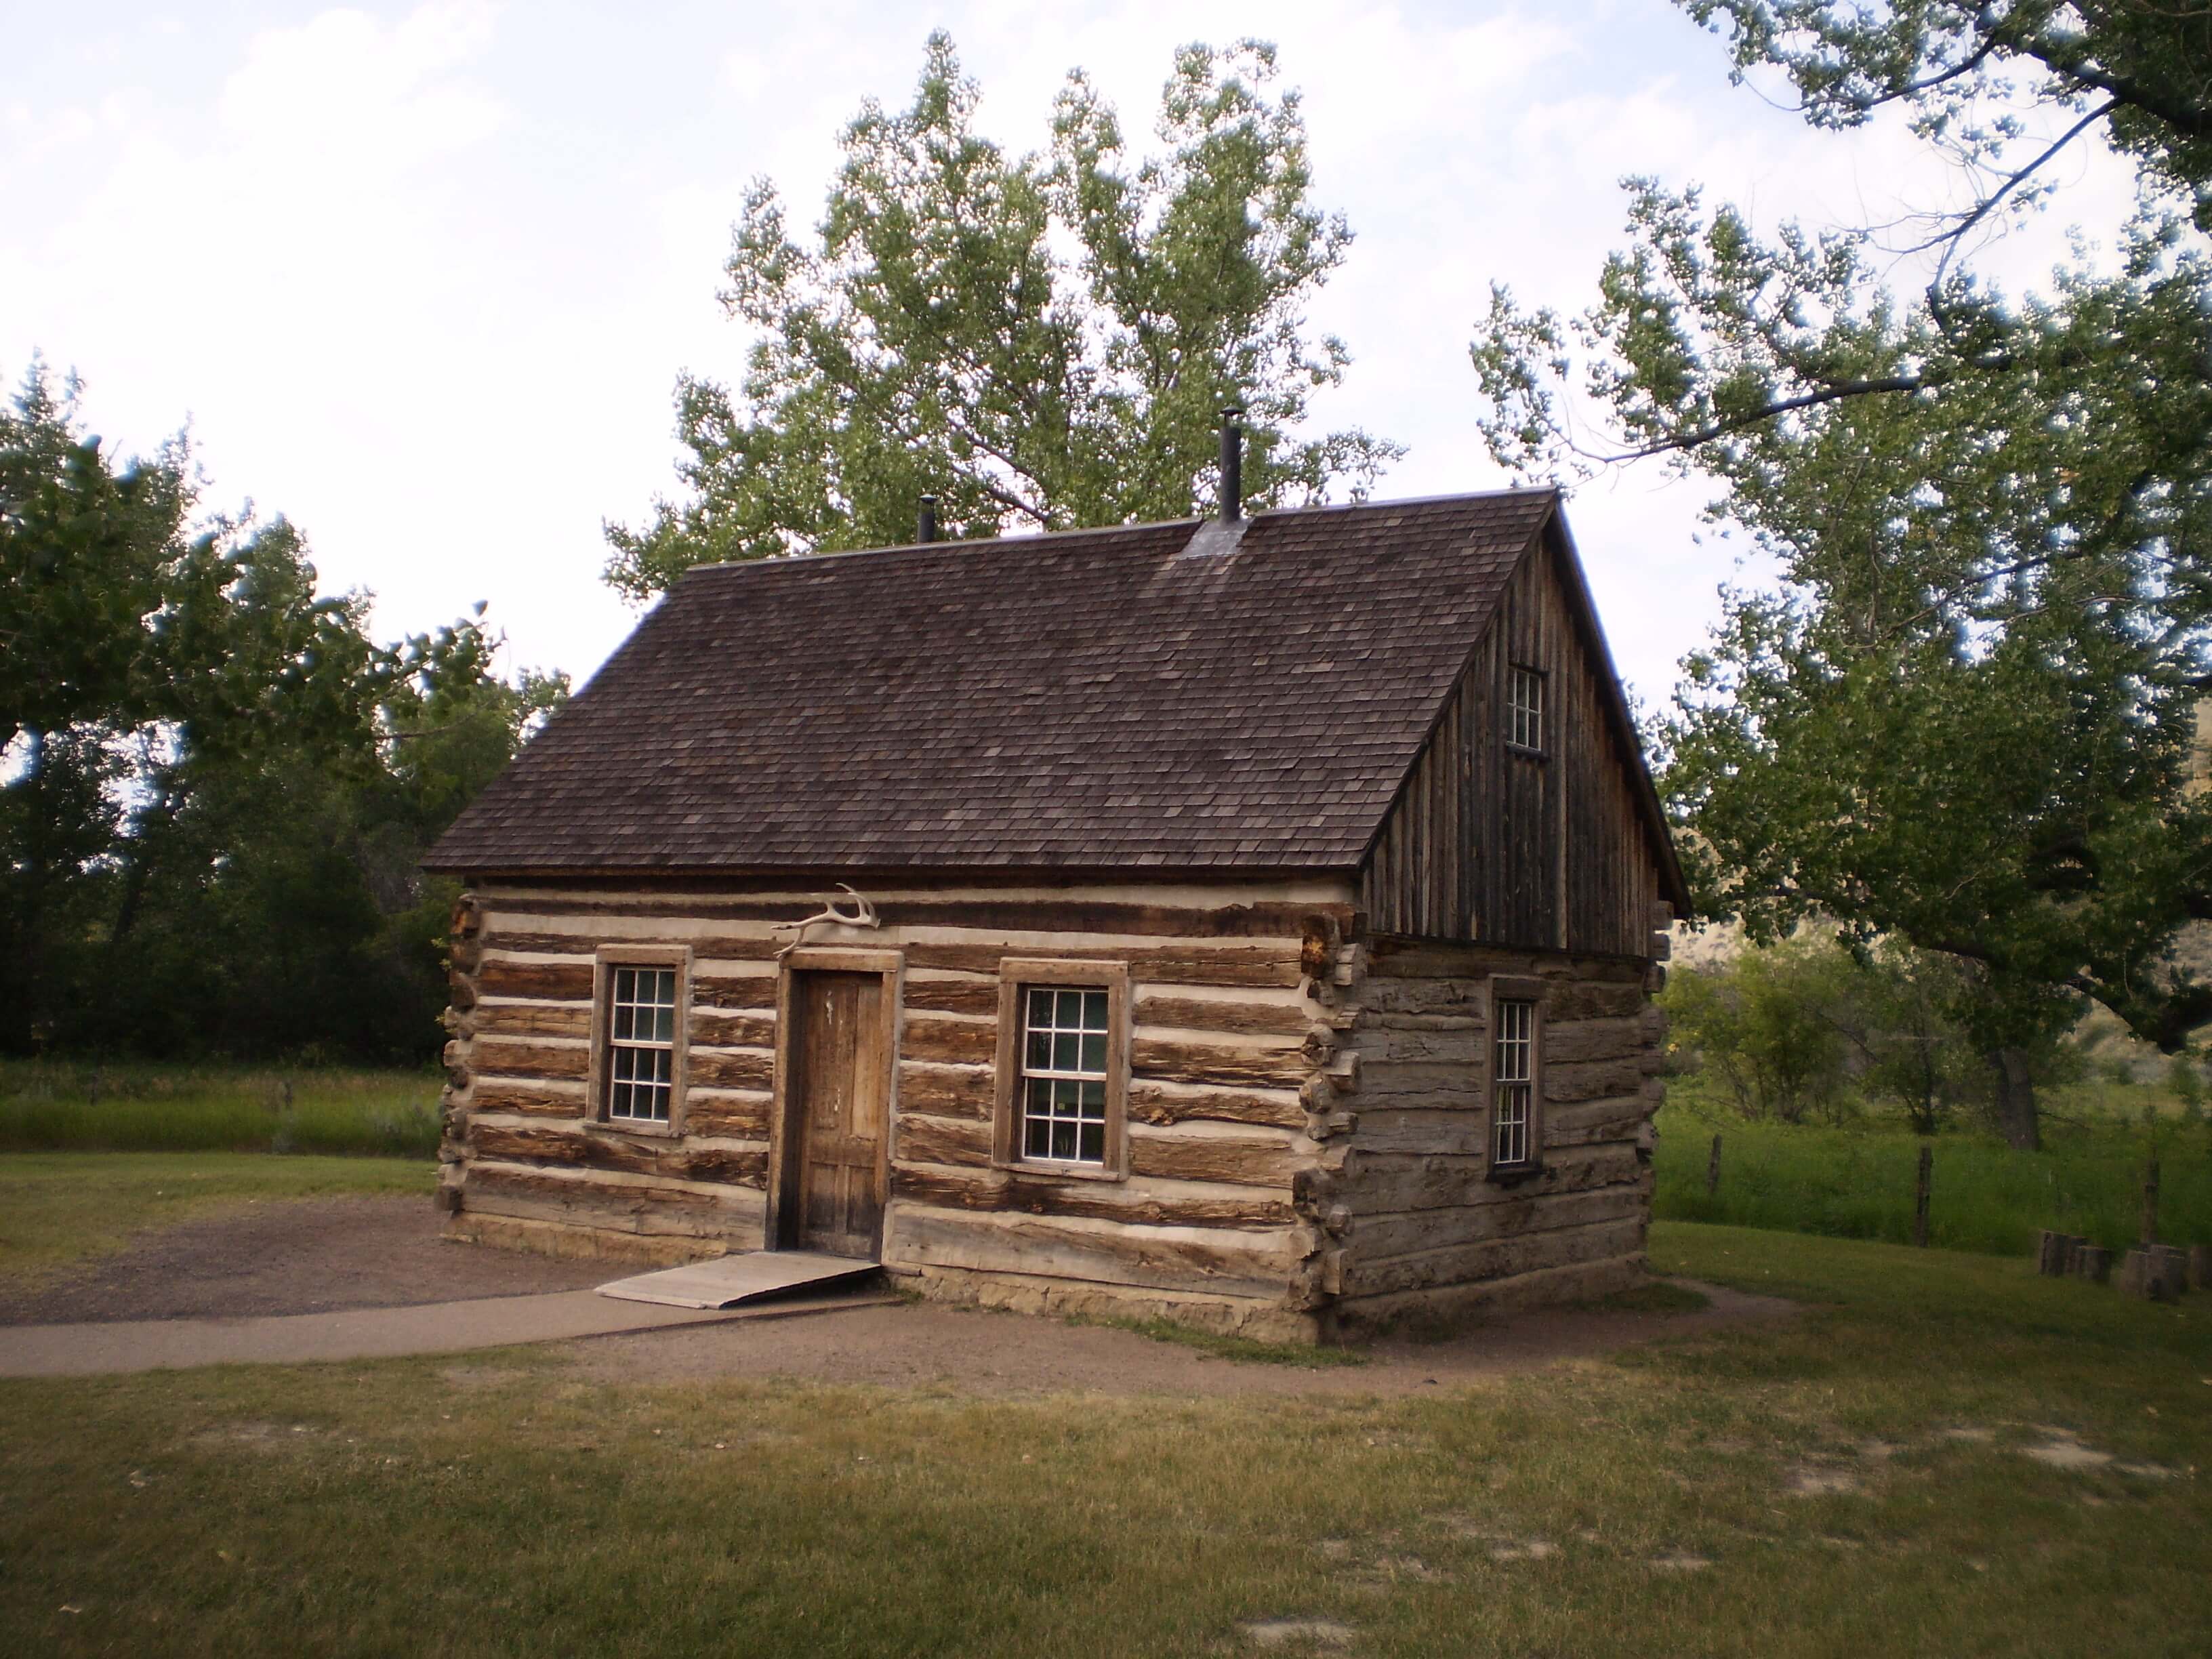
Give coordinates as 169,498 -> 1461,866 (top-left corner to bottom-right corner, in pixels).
1351,1183 -> 1649,1261
890,1165 -> 1296,1230
472,1038 -> 588,1083
1351,1027 -> 1482,1066
487,930 -> 782,962
1544,982 -> 1647,1023
1546,1096 -> 1652,1148
1333,1144 -> 1644,1214
691,973 -> 775,1009
1125,1081 -> 1305,1132
688,1048 -> 775,1092
476,960 -> 594,1000
498,895 -> 1351,941
1132,1035 -> 1308,1089
1367,942 -> 1643,983
1128,1125 -> 1305,1189
1546,1057 -> 1645,1105
897,1062 -> 994,1121
1349,1063 -> 1483,1107
473,1001 -> 593,1041
1339,1216 -> 1647,1300
901,1014 -> 997,1067
468,1123 -> 769,1187
1345,1109 -> 1490,1158
468,1078 -> 587,1118
1134,994 -> 1315,1038
902,941 -> 1302,988
883,1205 -> 1307,1301
692,1009 -> 775,1049
1544,1016 -> 1650,1067
900,979 -> 1000,1017
897,1113 -> 994,1170
465,1164 -> 763,1240
683,1091 -> 770,1141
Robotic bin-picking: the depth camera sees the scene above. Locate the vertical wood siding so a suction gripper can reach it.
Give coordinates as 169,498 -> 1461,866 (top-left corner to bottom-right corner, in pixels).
1359,526 -> 1665,955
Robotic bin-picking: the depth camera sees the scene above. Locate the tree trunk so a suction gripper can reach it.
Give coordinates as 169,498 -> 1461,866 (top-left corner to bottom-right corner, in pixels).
1990,1048 -> 2041,1151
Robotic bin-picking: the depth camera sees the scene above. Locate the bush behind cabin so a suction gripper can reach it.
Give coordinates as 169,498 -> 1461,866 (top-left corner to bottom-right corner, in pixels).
0,1061 -> 441,1158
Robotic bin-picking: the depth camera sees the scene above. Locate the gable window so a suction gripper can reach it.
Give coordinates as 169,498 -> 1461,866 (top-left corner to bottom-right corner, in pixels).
593,948 -> 690,1132
994,958 -> 1130,1179
1488,977 -> 1543,1178
1508,665 -> 1544,753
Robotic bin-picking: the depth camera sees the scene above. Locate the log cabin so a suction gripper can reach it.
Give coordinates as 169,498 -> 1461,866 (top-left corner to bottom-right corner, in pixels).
422,476 -> 1689,1342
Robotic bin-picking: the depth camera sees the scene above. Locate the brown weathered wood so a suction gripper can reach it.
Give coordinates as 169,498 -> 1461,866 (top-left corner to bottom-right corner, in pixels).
469,1079 -> 586,1118
1125,1082 -> 1306,1132
492,893 -> 1347,940
1706,1133 -> 1722,1198
900,979 -> 1001,1017
470,1038 -> 588,1083
1913,1143 -> 1933,1248
1340,1215 -> 1646,1300
2142,1157 -> 2161,1248
900,1014 -> 997,1067
468,1122 -> 769,1186
890,1166 -> 1296,1229
1135,994 -> 1315,1037
1127,1126 -> 1303,1189
687,1048 -> 774,1092
884,1206 -> 1303,1302
783,968 -> 889,1256
682,1092 -> 771,1141
1336,1144 -> 1643,1214
2116,1248 -> 2167,1300
1131,1035 -> 1308,1089
2191,1244 -> 2212,1292
465,1164 -> 760,1238
895,1112 -> 994,1170
2150,1244 -> 2190,1299
898,941 -> 1303,987
1351,1183 -> 1646,1261
476,959 -> 594,1000
2036,1229 -> 2074,1276
691,1009 -> 775,1049
473,1001 -> 593,1041
897,1062 -> 994,1121
2072,1244 -> 2113,1284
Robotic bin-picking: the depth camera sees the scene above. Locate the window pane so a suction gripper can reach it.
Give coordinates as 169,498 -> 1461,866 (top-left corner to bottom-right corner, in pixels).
1080,1031 -> 1105,1072
1052,1031 -> 1080,1071
1026,1117 -> 1052,1158
1079,1080 -> 1105,1115
1027,1029 -> 1052,1069
1057,989 -> 1085,1028
1028,988 -> 1053,1025
1082,990 -> 1107,1028
1051,1120 -> 1077,1160
1079,1122 -> 1104,1163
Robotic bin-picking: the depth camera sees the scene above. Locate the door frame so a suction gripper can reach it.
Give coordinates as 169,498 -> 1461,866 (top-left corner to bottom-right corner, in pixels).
766,945 -> 903,1255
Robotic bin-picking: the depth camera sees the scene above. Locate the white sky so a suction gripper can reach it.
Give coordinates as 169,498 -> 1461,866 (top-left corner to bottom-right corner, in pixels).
2,1 -> 2137,710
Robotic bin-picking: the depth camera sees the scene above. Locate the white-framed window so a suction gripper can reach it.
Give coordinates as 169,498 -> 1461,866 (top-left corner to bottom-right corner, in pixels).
994,958 -> 1129,1179
1492,994 -> 1537,1169
1508,665 -> 1544,752
1020,986 -> 1111,1164
605,964 -> 679,1124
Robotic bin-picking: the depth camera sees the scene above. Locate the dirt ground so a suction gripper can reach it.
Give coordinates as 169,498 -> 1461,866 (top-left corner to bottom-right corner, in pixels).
0,1194 -> 607,1326
0,1191 -> 1795,1393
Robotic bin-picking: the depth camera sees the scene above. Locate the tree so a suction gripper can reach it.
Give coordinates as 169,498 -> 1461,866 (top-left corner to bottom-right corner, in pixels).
1471,3 -> 2212,1148
606,32 -> 1399,596
0,361 -> 566,1061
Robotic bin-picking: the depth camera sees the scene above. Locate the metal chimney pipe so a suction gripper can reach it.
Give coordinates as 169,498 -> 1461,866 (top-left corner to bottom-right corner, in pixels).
1218,408 -> 1244,524
918,495 -> 939,544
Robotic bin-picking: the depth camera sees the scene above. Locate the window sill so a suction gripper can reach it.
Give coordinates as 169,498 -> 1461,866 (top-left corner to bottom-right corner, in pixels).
1504,743 -> 1549,761
1484,1162 -> 1547,1188
995,1156 -> 1126,1185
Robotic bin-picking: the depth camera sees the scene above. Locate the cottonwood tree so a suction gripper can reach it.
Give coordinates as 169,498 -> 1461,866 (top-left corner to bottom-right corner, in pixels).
0,362 -> 565,1059
605,32 -> 1399,596
1471,3 -> 2212,1147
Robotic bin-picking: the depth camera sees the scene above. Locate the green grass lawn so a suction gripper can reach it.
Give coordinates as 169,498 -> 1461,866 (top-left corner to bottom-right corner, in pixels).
0,1060 -> 441,1158
1,1220 -> 2205,1657
0,1153 -> 432,1282
1654,1101 -> 2212,1255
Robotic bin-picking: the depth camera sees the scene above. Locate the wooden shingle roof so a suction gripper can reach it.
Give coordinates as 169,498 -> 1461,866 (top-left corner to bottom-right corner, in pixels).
426,488 -> 1664,878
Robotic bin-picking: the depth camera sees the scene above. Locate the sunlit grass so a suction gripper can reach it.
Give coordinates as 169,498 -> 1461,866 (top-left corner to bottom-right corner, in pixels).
0,1061 -> 440,1158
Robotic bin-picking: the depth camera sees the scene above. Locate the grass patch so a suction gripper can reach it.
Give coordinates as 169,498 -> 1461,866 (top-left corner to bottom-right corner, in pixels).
0,1151 -> 432,1282
1071,1313 -> 1370,1367
2,1221 -> 2207,1655
0,1060 -> 441,1158
1654,1102 -> 2212,1255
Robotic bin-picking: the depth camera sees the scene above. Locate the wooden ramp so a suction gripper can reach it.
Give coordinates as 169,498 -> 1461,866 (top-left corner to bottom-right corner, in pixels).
596,1250 -> 882,1311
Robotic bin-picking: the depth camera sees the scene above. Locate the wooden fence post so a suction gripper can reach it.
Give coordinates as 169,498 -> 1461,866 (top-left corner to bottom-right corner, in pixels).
1706,1134 -> 1722,1200
2142,1158 -> 2161,1249
2072,1245 -> 2112,1284
1912,1144 -> 1933,1248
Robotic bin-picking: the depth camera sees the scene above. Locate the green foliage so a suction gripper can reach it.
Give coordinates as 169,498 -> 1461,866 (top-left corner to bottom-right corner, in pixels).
1663,939 -> 1851,1124
1654,1102 -> 2211,1256
1471,5 -> 2212,1153
0,361 -> 567,1063
606,33 -> 1399,596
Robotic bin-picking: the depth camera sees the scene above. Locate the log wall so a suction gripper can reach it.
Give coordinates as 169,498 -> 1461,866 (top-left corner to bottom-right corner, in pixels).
1360,520 -> 1668,956
438,879 -> 1356,1338
438,882 -> 1671,1340
1305,930 -> 1671,1333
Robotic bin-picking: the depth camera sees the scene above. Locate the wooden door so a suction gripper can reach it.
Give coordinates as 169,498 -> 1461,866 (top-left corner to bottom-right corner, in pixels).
781,970 -> 888,1258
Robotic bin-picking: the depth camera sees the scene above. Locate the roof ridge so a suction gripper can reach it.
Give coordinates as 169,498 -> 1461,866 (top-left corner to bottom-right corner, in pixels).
676,485 -> 1560,583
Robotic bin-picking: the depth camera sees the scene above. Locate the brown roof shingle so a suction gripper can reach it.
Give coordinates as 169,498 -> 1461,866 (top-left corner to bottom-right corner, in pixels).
425,489 -> 1566,874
